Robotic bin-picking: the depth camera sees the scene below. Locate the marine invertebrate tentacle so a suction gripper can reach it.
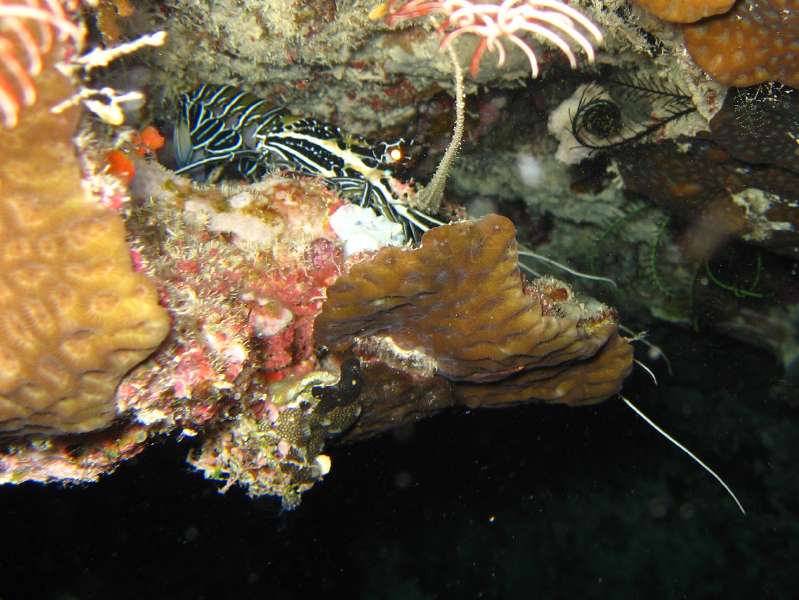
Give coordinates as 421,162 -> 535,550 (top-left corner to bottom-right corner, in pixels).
568,78 -> 696,152
619,325 -> 673,376
633,359 -> 658,385
0,0 -> 83,128
388,0 -> 603,78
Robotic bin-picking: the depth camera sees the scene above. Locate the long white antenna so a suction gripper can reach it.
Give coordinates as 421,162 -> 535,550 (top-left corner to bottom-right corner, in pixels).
634,359 -> 658,386
620,395 -> 746,515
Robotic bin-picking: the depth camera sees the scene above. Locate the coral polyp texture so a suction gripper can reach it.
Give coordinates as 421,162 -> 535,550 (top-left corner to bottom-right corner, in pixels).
631,0 -> 734,23
682,0 -> 799,87
0,35 -> 169,436
317,214 -> 632,404
0,191 -> 170,435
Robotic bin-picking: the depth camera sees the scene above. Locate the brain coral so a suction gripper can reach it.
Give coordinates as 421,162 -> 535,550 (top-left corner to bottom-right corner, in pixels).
0,56 -> 170,436
316,215 -> 632,406
683,0 -> 799,87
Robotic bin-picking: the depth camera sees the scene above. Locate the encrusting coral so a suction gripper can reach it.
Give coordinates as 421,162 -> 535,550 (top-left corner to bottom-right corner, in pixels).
317,214 -> 632,404
683,0 -> 799,87
631,0 -> 735,23
0,5 -> 169,437
629,0 -> 799,87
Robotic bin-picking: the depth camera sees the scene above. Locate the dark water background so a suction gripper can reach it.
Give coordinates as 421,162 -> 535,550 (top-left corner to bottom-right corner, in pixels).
0,325 -> 795,599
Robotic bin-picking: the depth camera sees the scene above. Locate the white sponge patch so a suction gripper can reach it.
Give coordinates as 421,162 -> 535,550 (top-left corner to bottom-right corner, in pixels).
329,204 -> 406,258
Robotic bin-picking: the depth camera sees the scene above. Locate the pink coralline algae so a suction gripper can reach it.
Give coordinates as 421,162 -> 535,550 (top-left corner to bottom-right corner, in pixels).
119,159 -> 345,413
1,158 -> 349,495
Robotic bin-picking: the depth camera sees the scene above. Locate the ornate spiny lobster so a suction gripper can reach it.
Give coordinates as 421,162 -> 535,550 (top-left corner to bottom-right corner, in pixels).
0,0 -> 82,128
174,83 -> 442,244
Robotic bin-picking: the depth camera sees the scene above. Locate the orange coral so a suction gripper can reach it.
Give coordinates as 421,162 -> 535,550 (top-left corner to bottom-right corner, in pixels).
632,0 -> 734,23
683,0 -> 799,86
316,215 -> 632,406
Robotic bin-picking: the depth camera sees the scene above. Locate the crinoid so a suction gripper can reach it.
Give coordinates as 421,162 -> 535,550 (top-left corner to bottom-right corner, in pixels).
0,0 -> 83,128
569,74 -> 696,152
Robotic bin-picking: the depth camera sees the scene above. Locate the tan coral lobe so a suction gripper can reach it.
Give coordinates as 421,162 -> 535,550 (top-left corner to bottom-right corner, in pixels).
317,215 -> 632,407
0,50 -> 169,436
455,332 -> 633,408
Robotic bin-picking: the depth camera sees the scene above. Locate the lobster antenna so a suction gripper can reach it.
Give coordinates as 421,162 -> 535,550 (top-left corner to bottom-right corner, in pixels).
634,359 -> 658,386
620,325 -> 674,376
620,395 -> 746,515
518,248 -> 618,287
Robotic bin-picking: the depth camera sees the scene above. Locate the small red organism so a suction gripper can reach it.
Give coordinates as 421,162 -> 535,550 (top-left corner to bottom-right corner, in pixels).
133,125 -> 165,156
105,148 -> 136,183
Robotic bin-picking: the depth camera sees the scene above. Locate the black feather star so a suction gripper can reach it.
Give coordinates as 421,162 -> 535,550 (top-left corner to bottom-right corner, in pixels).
570,73 -> 696,152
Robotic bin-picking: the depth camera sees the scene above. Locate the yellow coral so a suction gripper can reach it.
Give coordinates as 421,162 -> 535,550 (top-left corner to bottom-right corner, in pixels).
0,51 -> 169,436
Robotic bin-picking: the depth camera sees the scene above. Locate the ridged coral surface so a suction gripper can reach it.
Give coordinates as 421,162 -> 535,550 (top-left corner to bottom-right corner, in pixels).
0,62 -> 169,436
455,332 -> 633,407
632,0 -> 734,23
683,0 -> 799,87
317,215 -> 632,405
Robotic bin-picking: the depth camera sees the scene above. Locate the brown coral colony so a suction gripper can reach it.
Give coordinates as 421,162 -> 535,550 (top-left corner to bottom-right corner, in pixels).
317,215 -> 633,409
